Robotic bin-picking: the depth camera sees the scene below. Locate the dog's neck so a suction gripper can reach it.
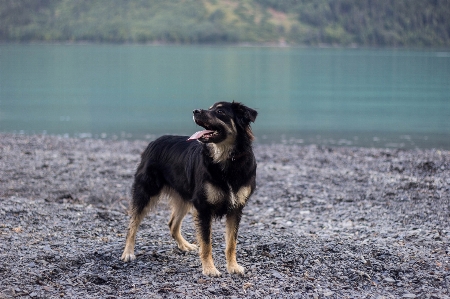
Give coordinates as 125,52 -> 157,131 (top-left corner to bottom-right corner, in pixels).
206,142 -> 250,165
207,142 -> 234,164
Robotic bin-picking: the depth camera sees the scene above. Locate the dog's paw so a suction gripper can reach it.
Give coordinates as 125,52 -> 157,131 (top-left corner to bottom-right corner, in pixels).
203,266 -> 221,277
120,251 -> 136,262
178,242 -> 198,252
227,263 -> 245,275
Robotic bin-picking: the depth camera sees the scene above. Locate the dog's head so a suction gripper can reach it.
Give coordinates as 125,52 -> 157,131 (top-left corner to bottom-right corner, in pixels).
188,101 -> 257,145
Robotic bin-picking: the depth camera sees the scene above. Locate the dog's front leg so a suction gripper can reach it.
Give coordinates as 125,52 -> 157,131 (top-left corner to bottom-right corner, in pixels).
225,209 -> 245,275
195,212 -> 221,277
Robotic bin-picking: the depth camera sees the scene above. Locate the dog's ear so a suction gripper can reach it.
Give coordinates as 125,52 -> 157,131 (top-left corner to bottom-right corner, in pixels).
232,102 -> 257,123
244,106 -> 258,123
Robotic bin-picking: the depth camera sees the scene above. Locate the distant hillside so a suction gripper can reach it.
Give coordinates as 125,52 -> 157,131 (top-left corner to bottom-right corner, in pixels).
1,0 -> 450,47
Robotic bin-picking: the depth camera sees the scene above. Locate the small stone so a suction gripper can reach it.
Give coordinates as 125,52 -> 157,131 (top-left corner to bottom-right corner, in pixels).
384,277 -> 395,283
402,294 -> 416,298
272,270 -> 283,279
13,227 -> 23,233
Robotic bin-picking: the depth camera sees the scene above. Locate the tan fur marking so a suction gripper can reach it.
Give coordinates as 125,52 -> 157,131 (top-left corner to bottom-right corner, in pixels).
121,186 -> 196,261
225,213 -> 244,275
196,219 -> 221,277
229,118 -> 237,136
200,243 -> 221,277
204,182 -> 225,205
168,191 -> 197,252
206,119 -> 237,164
236,185 -> 252,206
207,143 -> 234,164
121,194 -> 158,262
210,103 -> 223,109
229,185 -> 252,207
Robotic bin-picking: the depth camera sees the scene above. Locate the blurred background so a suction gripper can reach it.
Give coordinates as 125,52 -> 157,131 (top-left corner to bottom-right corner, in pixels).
1,0 -> 449,149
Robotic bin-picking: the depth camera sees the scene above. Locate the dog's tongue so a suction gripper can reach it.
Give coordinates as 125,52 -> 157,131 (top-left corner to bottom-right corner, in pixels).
187,130 -> 215,141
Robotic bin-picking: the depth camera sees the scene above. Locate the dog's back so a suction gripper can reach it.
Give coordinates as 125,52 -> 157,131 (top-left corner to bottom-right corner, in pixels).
132,135 -> 202,212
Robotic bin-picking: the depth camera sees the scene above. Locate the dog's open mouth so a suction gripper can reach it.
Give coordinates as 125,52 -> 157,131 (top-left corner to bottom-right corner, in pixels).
187,130 -> 219,141
188,120 -> 220,141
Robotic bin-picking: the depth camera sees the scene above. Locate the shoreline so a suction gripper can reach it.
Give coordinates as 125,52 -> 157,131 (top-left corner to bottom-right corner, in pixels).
1,134 -> 449,298
2,41 -> 450,51
2,131 -> 450,151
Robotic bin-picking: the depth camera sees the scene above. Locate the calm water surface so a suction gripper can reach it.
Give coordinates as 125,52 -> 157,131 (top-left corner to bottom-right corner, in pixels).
1,44 -> 449,149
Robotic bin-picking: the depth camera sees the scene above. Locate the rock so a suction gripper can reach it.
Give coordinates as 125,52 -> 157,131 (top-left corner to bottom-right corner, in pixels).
272,270 -> 283,279
384,277 -> 396,283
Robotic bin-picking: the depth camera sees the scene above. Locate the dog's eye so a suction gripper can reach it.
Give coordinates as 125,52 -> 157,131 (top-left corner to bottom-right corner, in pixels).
217,109 -> 225,115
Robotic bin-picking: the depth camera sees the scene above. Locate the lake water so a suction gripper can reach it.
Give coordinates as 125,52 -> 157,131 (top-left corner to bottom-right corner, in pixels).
1,44 -> 449,149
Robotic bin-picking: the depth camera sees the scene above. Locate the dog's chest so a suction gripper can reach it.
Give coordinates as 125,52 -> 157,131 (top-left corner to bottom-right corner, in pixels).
204,182 -> 251,207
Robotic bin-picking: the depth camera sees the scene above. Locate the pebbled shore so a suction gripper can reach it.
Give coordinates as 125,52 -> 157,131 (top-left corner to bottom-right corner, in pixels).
0,134 -> 449,298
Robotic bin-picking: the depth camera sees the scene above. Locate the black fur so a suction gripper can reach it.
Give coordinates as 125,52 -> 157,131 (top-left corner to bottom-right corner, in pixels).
123,101 -> 257,276
132,103 -> 257,217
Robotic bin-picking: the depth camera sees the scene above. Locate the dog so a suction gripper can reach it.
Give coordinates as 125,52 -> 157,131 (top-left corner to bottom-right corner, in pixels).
120,101 -> 257,277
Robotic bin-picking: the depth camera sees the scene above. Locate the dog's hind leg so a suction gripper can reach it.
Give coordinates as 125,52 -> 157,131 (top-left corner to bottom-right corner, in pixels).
121,208 -> 148,262
121,173 -> 161,262
168,194 -> 198,252
121,198 -> 158,262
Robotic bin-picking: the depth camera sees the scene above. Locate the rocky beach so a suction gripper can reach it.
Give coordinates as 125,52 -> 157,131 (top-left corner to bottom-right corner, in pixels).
0,134 -> 449,298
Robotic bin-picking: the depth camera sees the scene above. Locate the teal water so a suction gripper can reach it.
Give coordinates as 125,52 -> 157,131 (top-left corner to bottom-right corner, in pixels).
1,44 -> 449,149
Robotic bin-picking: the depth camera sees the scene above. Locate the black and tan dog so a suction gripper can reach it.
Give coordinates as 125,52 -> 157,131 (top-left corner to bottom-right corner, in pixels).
121,101 -> 257,276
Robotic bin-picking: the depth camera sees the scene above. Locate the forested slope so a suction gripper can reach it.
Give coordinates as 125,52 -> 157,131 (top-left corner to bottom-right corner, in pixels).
1,0 -> 449,47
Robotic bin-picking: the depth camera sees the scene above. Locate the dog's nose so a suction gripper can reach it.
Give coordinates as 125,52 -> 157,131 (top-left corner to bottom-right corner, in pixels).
193,109 -> 202,114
